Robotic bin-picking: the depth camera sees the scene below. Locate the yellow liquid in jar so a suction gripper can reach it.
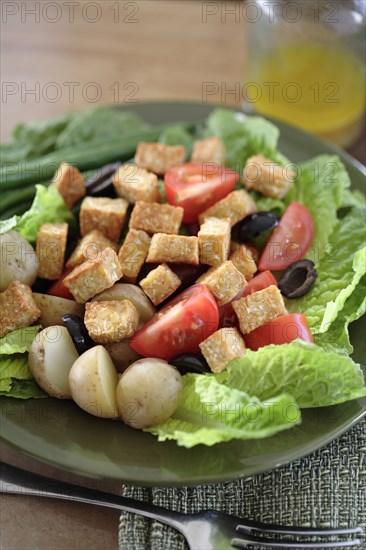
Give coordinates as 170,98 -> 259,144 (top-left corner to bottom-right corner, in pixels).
250,44 -> 365,146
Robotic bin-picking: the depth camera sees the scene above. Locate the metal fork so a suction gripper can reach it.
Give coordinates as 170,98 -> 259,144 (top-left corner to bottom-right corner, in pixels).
1,462 -> 363,550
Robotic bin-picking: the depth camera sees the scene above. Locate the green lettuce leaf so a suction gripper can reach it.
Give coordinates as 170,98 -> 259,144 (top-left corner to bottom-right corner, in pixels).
219,341 -> 366,408
287,208 -> 366,333
55,108 -> 149,149
0,112 -> 73,165
0,326 -> 41,355
0,379 -> 47,399
0,184 -> 74,242
314,276 -> 366,355
0,354 -> 33,381
289,155 -> 351,263
146,375 -> 300,448
159,125 -> 194,155
0,378 -> 12,392
205,109 -> 285,172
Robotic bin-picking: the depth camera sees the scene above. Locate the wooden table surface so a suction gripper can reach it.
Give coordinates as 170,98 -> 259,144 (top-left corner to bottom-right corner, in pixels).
1,2 -> 365,549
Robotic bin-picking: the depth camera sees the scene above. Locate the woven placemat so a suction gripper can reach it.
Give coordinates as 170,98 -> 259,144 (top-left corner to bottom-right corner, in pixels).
119,417 -> 366,550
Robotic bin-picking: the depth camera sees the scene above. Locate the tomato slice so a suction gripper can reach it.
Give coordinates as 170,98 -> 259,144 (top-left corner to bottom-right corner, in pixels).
164,162 -> 239,223
258,202 -> 314,271
219,271 -> 277,328
48,268 -> 75,300
244,313 -> 313,351
131,284 -> 219,360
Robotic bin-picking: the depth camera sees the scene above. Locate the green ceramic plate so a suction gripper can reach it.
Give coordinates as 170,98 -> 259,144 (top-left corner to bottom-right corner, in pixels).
1,102 -> 365,485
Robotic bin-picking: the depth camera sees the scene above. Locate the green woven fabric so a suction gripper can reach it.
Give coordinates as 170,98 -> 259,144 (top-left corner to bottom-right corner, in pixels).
119,418 -> 366,549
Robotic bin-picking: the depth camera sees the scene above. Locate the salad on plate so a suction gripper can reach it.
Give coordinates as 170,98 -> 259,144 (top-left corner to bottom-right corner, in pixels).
0,106 -> 365,448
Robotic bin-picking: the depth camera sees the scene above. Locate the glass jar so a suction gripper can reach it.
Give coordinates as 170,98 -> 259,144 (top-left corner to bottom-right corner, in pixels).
244,0 -> 366,147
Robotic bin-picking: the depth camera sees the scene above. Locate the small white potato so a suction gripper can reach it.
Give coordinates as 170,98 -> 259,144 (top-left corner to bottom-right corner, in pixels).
69,346 -> 118,418
116,358 -> 183,429
0,230 -> 39,291
33,293 -> 85,328
104,340 -> 142,373
28,325 -> 79,399
92,283 -> 155,323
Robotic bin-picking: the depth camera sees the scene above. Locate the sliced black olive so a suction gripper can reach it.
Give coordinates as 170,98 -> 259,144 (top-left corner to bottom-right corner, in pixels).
278,259 -> 317,299
85,162 -> 122,196
232,212 -> 279,243
170,353 -> 210,375
62,314 -> 95,355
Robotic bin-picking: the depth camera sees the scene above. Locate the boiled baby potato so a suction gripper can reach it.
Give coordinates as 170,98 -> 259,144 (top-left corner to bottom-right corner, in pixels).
28,325 -> 79,399
116,358 -> 183,429
33,293 -> 85,328
0,230 -> 39,291
92,284 -> 155,323
69,346 -> 118,418
104,339 -> 142,373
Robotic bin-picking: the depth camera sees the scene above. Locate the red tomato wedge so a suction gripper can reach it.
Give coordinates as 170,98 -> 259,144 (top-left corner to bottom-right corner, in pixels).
131,284 -> 219,360
258,202 -> 314,271
164,162 -> 239,223
219,271 -> 277,328
48,268 -> 74,300
244,313 -> 313,351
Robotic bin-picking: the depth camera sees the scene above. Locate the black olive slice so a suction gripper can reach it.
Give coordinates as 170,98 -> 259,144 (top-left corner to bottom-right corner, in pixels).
232,212 -> 279,243
170,353 -> 210,375
278,259 -> 317,299
85,162 -> 122,196
62,314 -> 95,355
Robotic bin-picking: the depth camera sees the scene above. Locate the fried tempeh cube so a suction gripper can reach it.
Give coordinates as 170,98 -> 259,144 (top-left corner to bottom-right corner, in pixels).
129,201 -> 183,235
84,300 -> 139,344
243,154 -> 295,199
146,234 -> 199,265
199,327 -> 246,373
36,223 -> 68,280
229,244 -> 257,280
139,264 -> 181,306
191,136 -> 226,164
118,229 -> 151,282
52,162 -> 85,208
79,196 -> 128,242
198,190 -> 257,226
0,281 -> 41,338
66,230 -> 118,268
196,260 -> 247,306
232,284 -> 287,335
197,217 -> 231,266
112,163 -> 160,204
135,142 -> 186,175
64,247 -> 122,303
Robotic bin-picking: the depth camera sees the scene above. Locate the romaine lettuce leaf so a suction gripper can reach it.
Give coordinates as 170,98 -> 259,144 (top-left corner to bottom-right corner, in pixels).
0,350 -> 47,399
0,379 -> 12,392
219,341 -> 366,408
205,109 -> 285,172
0,326 -> 41,355
0,379 -> 47,399
0,354 -> 33,381
159,125 -> 194,154
287,208 -> 366,333
314,276 -> 366,355
0,185 -> 74,242
146,375 -> 300,447
289,155 -> 351,263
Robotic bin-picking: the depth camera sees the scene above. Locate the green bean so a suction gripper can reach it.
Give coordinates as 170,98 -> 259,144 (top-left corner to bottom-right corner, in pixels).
0,200 -> 34,220
1,123 -> 195,191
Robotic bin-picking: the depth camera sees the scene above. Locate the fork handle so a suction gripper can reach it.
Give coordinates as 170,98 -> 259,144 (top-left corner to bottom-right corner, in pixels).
0,462 -> 185,532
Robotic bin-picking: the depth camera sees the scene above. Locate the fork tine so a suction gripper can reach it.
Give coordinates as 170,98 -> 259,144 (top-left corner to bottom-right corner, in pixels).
236,524 -> 364,537
231,534 -> 362,548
